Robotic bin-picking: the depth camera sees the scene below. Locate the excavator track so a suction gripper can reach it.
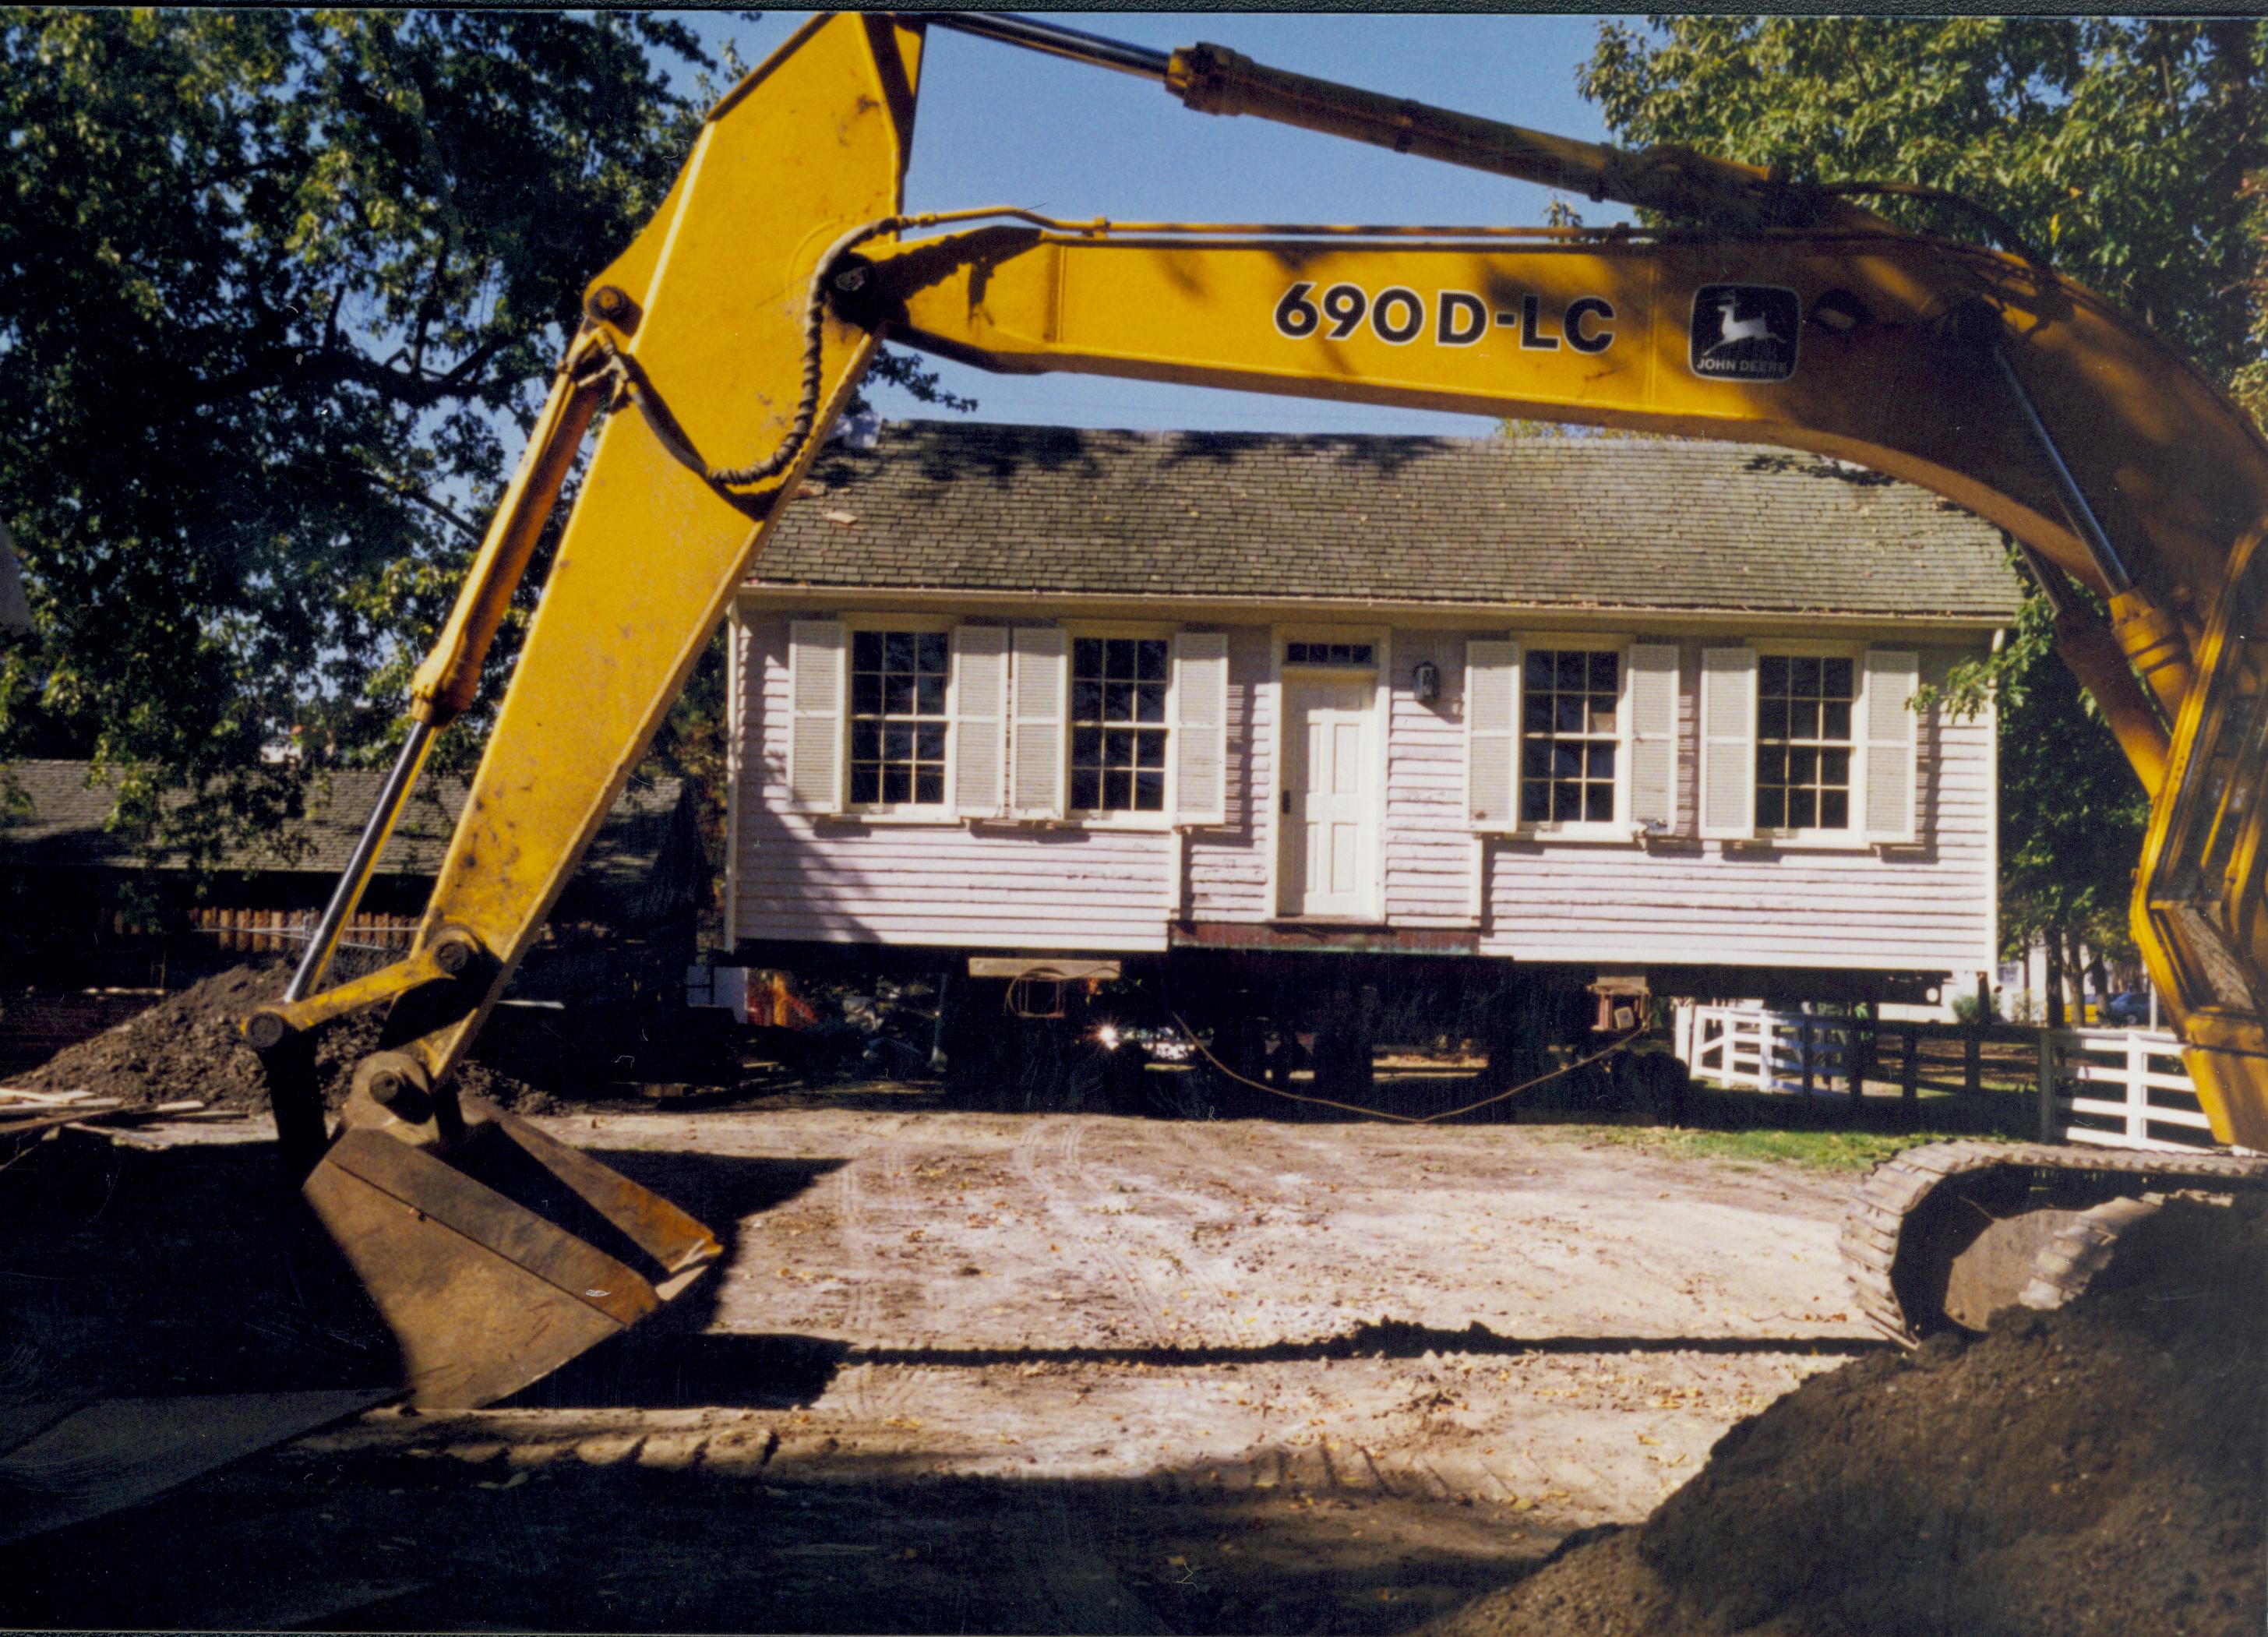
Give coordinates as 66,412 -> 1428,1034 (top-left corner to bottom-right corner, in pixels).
1841,1140 -> 2268,1346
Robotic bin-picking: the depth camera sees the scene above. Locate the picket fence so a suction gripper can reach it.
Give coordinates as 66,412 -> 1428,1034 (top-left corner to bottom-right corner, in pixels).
1676,1003 -> 2224,1154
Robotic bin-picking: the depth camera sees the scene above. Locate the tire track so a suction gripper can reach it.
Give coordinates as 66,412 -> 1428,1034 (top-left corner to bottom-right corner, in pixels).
1011,1116 -> 1177,1350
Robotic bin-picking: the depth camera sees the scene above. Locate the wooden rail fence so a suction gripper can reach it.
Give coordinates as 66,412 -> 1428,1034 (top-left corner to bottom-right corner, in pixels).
1674,1003 -> 2229,1152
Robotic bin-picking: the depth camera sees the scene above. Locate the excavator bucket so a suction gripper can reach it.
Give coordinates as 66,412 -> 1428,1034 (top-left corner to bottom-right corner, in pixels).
299,1099 -> 720,1409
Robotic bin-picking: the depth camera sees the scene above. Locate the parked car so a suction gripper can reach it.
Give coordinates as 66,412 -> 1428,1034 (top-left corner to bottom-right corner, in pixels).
2098,991 -> 2153,1027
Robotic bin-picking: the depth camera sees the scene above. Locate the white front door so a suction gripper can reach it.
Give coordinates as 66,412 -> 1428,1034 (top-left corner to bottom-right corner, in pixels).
1280,676 -> 1377,918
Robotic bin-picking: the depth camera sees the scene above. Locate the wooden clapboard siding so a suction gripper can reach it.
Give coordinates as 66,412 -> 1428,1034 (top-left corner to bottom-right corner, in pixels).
1480,646 -> 1993,971
1383,626 -> 1476,926
1185,626 -> 1271,920
735,616 -> 1173,951
733,611 -> 1997,972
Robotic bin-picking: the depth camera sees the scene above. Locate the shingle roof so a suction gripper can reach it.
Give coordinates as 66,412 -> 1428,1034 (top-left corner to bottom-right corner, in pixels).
0,760 -> 690,894
751,422 -> 2021,619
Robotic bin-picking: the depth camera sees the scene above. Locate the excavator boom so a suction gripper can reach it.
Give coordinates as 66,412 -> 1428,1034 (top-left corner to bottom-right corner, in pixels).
251,11 -> 2268,1403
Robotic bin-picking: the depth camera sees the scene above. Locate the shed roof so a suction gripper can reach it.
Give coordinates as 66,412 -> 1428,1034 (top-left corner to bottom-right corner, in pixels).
1,760 -> 692,901
750,422 -> 2021,620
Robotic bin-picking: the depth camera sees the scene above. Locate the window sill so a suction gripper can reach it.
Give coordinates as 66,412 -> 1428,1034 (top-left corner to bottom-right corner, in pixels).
1717,833 -> 1877,854
1475,824 -> 1642,845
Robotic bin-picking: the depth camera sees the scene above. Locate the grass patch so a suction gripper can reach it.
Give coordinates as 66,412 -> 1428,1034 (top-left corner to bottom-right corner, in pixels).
1558,1124 -> 1970,1172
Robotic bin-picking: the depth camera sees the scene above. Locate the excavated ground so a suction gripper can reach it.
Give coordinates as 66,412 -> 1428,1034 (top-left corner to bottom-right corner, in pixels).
4,1012 -> 2261,1634
1425,1195 -> 2266,1637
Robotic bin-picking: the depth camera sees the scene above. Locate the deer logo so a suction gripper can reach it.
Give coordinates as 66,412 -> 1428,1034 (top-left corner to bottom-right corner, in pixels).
1689,284 -> 1801,382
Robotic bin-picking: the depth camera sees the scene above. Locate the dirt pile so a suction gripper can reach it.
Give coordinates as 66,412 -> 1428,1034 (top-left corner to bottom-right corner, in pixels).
1427,1195 -> 2266,1637
12,963 -> 541,1113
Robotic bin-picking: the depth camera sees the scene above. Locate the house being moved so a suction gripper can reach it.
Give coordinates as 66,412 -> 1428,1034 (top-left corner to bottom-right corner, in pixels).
723,422 -> 2019,1061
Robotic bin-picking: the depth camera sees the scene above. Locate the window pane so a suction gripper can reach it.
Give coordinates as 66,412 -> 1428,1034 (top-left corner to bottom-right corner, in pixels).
1523,694 -> 1553,732
1106,640 -> 1135,680
1755,745 -> 1785,784
882,766 -> 911,804
1554,693 -> 1585,733
1072,679 -> 1102,721
1757,698 -> 1787,740
1553,782 -> 1582,820
1790,655 -> 1821,694
1525,651 -> 1552,688
883,676 -> 914,716
1759,654 -> 1789,693
1586,743 -> 1616,778
852,630 -> 882,670
1071,768 -> 1099,810
1585,783 -> 1614,822
1102,682 -> 1133,722
1823,657 -> 1854,696
1071,726 -> 1102,765
850,675 -> 881,717
1789,789 -> 1817,827
850,721 -> 880,761
1822,701 -> 1851,740
849,766 -> 879,804
1820,748 -> 1850,786
916,724 -> 946,763
1137,730 -> 1166,769
1106,729 -> 1136,769
1136,640 -> 1168,681
1136,683 -> 1166,724
1134,770 -> 1165,810
1787,747 -> 1818,785
1553,743 -> 1582,778
918,769 -> 945,804
884,723 -> 915,761
918,632 -> 949,672
1521,781 -> 1550,823
1554,650 -> 1585,689
1074,638 -> 1102,677
883,631 -> 913,671
1821,789 -> 1849,829
1589,704 -> 1617,735
915,674 -> 946,717
1589,651 -> 1618,691
1790,700 -> 1821,739
1103,768 -> 1132,810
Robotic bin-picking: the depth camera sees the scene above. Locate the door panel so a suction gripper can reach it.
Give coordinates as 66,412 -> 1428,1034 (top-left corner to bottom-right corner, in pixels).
1282,677 -> 1377,917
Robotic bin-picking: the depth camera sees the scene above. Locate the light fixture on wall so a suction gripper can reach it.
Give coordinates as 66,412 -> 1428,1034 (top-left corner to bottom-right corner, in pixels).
1411,659 -> 1441,704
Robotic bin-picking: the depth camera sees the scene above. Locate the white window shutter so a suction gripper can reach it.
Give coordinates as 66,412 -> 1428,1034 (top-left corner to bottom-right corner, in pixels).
951,626 -> 1010,818
1011,626 -> 1068,819
1698,647 -> 1758,839
1862,648 -> 1921,843
788,619 -> 846,813
1466,640 -> 1521,830
1173,630 -> 1229,827
1627,643 -> 1680,834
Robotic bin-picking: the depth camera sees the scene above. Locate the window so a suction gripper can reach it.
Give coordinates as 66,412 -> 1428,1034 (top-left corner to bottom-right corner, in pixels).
1755,654 -> 1854,830
1071,636 -> 1168,813
1521,648 -> 1620,824
848,629 -> 948,806
1286,640 -> 1375,665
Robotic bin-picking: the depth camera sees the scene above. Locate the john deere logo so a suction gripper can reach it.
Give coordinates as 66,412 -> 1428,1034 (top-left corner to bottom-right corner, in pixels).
1689,285 -> 1800,382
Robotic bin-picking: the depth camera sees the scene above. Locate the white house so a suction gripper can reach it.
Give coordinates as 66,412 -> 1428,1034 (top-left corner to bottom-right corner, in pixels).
724,422 -> 2018,1038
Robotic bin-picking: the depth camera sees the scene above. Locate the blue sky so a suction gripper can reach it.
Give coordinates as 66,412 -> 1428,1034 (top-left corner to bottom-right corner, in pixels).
669,11 -> 1627,438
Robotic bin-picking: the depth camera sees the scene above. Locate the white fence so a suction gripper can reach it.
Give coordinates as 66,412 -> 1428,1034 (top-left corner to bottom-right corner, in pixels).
1675,1004 -> 2225,1153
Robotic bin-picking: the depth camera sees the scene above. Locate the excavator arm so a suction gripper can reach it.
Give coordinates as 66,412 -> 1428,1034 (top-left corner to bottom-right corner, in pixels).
249,12 -> 2268,1402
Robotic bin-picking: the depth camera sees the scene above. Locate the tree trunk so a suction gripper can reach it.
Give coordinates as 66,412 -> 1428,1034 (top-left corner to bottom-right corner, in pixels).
2045,935 -> 2067,1030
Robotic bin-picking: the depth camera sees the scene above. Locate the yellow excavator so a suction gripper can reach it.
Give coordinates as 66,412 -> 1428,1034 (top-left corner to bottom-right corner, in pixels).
243,12 -> 2268,1406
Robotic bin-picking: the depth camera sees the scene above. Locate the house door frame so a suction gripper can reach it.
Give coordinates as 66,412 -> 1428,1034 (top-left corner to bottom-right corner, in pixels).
1272,641 -> 1387,922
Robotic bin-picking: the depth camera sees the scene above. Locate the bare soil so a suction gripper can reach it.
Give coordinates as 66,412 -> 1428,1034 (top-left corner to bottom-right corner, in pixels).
1426,1196 -> 2266,1637
2,1092 -> 1873,1632
4,1074 -> 2259,1635
11,961 -> 545,1112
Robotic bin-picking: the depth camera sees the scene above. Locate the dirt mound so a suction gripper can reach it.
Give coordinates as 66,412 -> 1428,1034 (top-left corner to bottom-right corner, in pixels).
12,963 -> 543,1113
1427,1194 -> 2266,1637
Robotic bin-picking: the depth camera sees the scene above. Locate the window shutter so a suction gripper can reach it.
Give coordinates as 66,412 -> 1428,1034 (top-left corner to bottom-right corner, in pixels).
1465,640 -> 1521,830
1862,648 -> 1921,843
1698,647 -> 1758,839
1173,631 -> 1229,827
788,619 -> 846,814
1010,626 -> 1067,819
1627,643 -> 1680,834
951,626 -> 1010,817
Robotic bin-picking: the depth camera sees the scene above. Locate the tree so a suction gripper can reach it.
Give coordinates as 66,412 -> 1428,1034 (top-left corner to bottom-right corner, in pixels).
0,10 -> 960,876
1582,19 -> 2268,1016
